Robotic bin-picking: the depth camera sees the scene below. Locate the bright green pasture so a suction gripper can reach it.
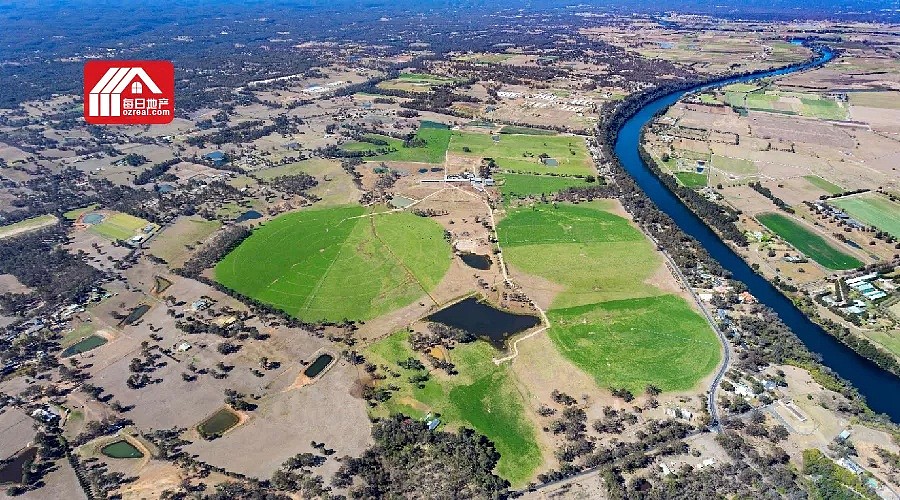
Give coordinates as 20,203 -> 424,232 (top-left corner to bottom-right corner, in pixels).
365,330 -> 543,486
548,295 -> 721,394
831,193 -> 900,239
803,175 -> 843,195
91,212 -> 155,241
498,173 -> 591,201
497,203 -> 643,247
757,213 -> 861,270
215,206 -> 450,321
799,97 -> 847,120
498,202 -> 718,392
498,203 -> 660,308
449,131 -> 593,176
674,172 -> 707,188
341,123 -> 451,164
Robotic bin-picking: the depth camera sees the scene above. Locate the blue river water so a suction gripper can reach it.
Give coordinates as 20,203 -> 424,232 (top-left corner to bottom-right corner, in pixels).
614,47 -> 900,421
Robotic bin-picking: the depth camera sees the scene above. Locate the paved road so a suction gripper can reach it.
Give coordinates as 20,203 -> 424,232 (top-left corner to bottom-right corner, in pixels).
655,239 -> 731,433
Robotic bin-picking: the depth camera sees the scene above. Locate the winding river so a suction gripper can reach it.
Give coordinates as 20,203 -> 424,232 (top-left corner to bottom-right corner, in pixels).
614,47 -> 900,421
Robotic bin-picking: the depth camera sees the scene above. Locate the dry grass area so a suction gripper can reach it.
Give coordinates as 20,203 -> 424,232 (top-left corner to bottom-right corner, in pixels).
767,365 -> 900,490
585,22 -> 811,74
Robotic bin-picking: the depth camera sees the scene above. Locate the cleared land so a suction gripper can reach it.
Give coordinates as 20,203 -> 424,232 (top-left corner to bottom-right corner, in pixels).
365,330 -> 542,486
376,73 -> 459,93
548,295 -> 721,393
722,89 -> 848,120
498,173 -> 592,201
498,202 -> 719,393
830,193 -> 900,239
448,132 -> 593,176
341,121 -> 451,164
711,154 -> 756,176
215,206 -> 451,321
674,172 -> 708,188
148,217 -> 222,266
498,203 -> 662,308
255,159 -> 359,206
756,213 -> 862,270
0,214 -> 57,239
90,212 -> 155,241
499,126 -> 557,136
803,175 -> 843,195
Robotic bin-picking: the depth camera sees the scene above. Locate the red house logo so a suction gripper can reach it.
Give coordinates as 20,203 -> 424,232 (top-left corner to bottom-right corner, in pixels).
84,60 -> 175,124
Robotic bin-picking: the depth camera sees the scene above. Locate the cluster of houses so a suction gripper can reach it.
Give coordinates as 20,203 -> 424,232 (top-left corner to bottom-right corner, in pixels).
422,171 -> 495,191
126,223 -> 159,247
1,288 -> 110,375
302,81 -> 346,95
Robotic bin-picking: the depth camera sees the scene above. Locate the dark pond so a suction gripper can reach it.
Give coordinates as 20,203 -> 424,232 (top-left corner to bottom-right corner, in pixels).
122,304 -> 151,326
62,335 -> 108,357
101,440 -> 144,459
198,408 -> 240,438
427,297 -> 540,349
235,210 -> 263,223
615,45 -> 900,421
304,353 -> 334,378
0,447 -> 36,484
459,252 -> 492,270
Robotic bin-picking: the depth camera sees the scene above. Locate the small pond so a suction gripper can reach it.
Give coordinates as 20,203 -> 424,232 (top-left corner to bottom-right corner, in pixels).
389,196 -> 415,209
153,276 -> 173,294
122,304 -> 151,325
304,353 -> 335,378
427,297 -> 540,349
100,439 -> 144,459
235,210 -> 263,223
62,335 -> 108,357
459,252 -> 491,270
0,447 -> 37,484
82,213 -> 105,224
198,408 -> 240,438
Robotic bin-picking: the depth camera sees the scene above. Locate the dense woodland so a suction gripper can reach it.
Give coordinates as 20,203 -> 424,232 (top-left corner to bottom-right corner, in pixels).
0,225 -> 104,305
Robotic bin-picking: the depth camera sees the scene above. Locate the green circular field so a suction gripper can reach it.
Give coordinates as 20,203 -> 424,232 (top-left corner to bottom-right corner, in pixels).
215,206 -> 450,322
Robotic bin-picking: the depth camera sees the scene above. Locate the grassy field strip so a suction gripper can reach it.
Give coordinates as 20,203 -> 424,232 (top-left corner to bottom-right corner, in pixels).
830,192 -> 900,239
0,214 -> 57,239
803,175 -> 843,195
448,131 -> 593,177
756,212 -> 862,270
90,212 -> 155,241
498,173 -> 592,201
